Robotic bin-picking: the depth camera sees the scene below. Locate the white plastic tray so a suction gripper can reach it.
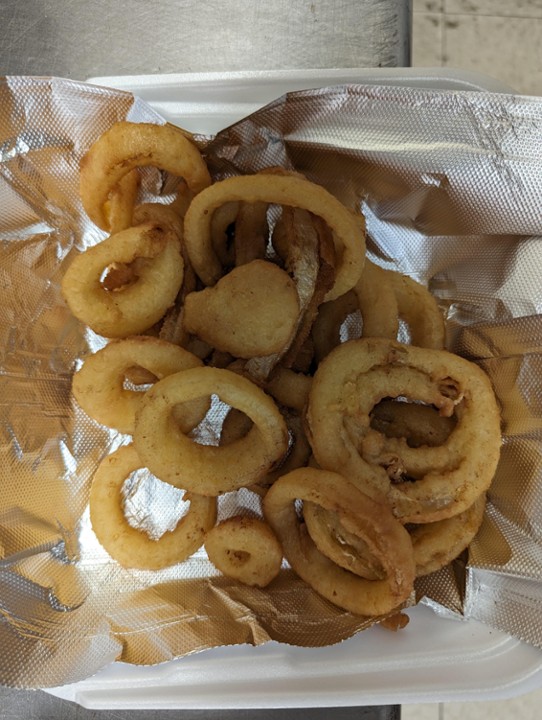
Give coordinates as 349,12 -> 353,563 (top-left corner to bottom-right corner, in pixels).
48,68 -> 541,709
47,604 -> 542,710
87,67 -> 515,136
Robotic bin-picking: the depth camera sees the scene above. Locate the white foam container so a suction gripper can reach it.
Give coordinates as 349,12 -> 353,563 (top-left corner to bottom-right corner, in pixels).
48,68 -> 542,709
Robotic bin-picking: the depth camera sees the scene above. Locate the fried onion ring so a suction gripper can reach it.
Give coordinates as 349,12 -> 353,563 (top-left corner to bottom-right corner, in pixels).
385,270 -> 445,349
72,336 -> 207,434
306,338 -> 501,523
61,222 -> 183,338
133,367 -> 289,495
80,121 -> 211,231
183,174 -> 365,301
263,467 -> 415,616
204,516 -> 283,587
304,492 -> 486,580
410,493 -> 486,577
89,444 -> 217,570
220,408 -> 311,496
182,260 -> 300,359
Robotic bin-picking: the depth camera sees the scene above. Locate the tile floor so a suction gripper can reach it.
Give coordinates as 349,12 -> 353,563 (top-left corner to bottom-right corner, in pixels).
412,0 -> 542,95
408,1 -> 542,716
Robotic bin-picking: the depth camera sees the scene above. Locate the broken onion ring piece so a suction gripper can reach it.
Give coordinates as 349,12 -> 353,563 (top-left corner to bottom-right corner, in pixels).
204,515 -> 283,587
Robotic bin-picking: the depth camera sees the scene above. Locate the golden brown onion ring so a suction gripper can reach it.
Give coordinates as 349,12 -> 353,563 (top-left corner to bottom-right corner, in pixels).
89,444 -> 217,570
306,338 -> 501,523
263,467 -> 415,616
62,223 -> 183,338
80,121 -> 211,231
385,270 -> 445,349
133,367 -> 289,496
72,336 -> 207,434
183,174 -> 365,301
182,260 -> 300,359
410,493 -> 487,577
304,492 -> 486,580
204,515 -> 283,587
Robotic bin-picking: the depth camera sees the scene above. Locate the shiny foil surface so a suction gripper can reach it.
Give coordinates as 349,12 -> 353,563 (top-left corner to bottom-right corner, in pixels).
1,75 -> 542,688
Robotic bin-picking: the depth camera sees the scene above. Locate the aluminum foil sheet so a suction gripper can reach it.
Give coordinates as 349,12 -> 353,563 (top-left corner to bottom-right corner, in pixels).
1,75 -> 542,688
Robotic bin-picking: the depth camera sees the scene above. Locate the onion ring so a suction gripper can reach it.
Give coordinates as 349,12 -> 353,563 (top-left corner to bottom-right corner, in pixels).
133,366 -> 289,496
182,260 -> 301,359
183,174 -> 365,301
220,408 -> 311,496
263,467 -> 415,616
385,270 -> 445,349
306,338 -> 501,523
61,222 -> 183,338
89,444 -> 217,570
409,493 -> 487,577
72,336 -> 207,434
80,121 -> 211,231
204,516 -> 283,587
304,492 -> 486,580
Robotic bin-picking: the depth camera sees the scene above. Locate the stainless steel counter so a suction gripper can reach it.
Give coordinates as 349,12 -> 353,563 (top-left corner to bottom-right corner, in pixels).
0,1 -> 410,717
1,0 -> 411,79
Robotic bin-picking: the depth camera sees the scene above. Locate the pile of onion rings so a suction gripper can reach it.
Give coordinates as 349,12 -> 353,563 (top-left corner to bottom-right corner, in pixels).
65,120 -> 501,627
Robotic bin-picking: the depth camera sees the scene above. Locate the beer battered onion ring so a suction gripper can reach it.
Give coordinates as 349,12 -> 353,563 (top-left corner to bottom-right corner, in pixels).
312,261 -> 444,360
385,270 -> 445,350
133,367 -> 289,496
89,444 -> 217,570
410,493 -> 487,577
80,121 -> 211,231
304,492 -> 486,579
306,338 -> 501,523
183,174 -> 366,301
204,516 -> 283,587
61,222 -> 183,338
263,467 -> 415,616
72,337 -> 208,434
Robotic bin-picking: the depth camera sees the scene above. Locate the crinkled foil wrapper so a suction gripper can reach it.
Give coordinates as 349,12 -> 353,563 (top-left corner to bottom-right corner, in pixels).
1,75 -> 542,689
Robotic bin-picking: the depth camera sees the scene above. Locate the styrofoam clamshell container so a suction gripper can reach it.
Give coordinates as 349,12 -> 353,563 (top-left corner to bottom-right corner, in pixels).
48,68 -> 542,710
